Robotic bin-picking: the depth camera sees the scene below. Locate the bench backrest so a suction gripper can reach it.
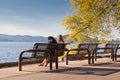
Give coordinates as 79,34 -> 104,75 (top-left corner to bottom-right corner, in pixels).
33,43 -> 66,57
106,44 -> 119,48
33,43 -> 48,57
78,43 -> 99,52
104,44 -> 119,53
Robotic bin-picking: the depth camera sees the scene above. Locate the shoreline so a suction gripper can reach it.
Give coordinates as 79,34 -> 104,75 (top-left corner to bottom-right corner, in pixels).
0,59 -> 41,68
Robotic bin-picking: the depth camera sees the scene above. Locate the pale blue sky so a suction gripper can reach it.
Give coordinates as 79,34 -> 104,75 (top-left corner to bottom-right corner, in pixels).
0,0 -> 119,40
0,0 -> 72,37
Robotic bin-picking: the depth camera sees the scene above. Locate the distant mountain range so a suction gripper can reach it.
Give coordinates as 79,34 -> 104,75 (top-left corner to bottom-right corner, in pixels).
0,34 -> 67,42
0,34 -> 119,43
0,34 -> 48,42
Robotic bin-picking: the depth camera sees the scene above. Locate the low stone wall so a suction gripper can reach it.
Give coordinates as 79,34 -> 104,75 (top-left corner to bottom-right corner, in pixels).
0,58 -> 42,68
67,54 -> 120,61
0,61 -> 38,68
0,57 -> 57,68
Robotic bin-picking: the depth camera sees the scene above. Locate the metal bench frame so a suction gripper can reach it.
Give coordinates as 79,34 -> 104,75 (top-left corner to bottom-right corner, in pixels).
18,43 -> 67,71
92,44 -> 119,64
66,43 -> 99,65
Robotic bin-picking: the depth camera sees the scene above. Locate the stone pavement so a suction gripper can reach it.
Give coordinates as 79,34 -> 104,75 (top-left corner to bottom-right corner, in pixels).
0,58 -> 120,80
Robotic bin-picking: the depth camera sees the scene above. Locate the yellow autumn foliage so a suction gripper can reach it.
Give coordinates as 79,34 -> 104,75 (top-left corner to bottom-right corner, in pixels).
62,0 -> 120,43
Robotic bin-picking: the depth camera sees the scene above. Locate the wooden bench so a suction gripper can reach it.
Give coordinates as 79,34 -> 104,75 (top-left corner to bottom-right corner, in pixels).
18,43 -> 67,71
66,43 -> 99,65
92,44 -> 119,64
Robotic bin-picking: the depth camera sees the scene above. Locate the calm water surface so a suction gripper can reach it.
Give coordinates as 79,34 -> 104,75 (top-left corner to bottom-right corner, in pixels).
0,42 -> 35,63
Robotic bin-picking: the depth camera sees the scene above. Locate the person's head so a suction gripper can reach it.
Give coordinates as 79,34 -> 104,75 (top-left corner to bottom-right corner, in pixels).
48,36 -> 57,43
57,34 -> 64,43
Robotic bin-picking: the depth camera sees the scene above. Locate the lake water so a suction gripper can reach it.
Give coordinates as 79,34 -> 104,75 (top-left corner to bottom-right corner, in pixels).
0,42 -> 120,63
0,42 -> 35,63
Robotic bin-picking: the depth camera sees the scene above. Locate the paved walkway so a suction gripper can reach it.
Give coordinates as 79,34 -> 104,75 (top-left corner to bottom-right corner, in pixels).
0,58 -> 120,80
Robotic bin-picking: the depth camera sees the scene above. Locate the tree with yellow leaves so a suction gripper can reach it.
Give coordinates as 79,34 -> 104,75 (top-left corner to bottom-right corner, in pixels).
63,0 -> 120,43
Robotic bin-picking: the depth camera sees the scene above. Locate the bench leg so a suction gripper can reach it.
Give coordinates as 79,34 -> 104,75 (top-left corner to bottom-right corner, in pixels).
92,50 -> 95,64
66,51 -> 69,65
49,55 -> 53,70
114,49 -> 117,61
18,60 -> 22,71
19,51 -> 24,71
55,53 -> 58,69
88,51 -> 91,64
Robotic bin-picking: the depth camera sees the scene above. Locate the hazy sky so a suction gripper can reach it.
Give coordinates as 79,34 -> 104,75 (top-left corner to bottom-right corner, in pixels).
0,0 -> 119,40
0,0 -> 71,37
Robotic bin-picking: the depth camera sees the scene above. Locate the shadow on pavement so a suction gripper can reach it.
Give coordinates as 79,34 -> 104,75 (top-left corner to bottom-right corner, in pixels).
42,66 -> 120,76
